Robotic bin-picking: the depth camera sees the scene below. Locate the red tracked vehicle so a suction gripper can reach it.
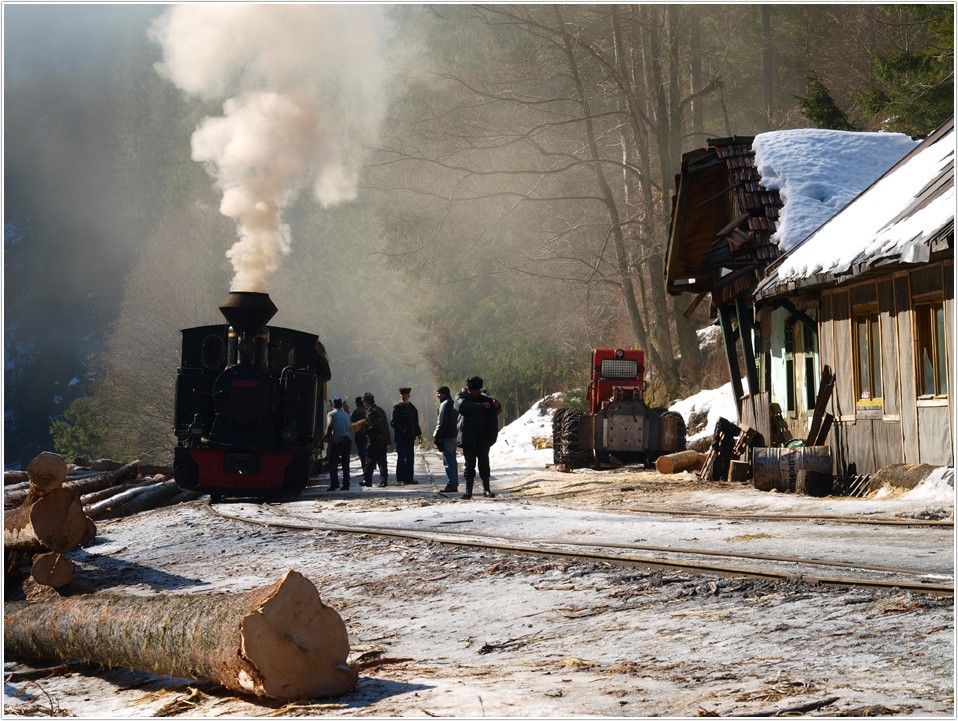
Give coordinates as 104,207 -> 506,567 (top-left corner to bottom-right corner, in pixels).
552,348 -> 686,468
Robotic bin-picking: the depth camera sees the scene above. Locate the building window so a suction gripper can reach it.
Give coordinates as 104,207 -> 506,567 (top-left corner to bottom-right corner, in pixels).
803,322 -> 818,411
783,319 -> 796,415
915,300 -> 948,398
853,309 -> 882,406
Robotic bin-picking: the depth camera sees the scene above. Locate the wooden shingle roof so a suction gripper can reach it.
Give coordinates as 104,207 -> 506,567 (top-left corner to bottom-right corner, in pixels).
665,136 -> 783,301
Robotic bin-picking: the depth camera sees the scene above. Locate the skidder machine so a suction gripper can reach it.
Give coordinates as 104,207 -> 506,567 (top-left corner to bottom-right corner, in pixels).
553,348 -> 686,469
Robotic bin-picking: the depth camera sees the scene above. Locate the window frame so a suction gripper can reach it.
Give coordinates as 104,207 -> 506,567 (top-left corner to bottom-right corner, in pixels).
852,304 -> 883,412
914,297 -> 948,401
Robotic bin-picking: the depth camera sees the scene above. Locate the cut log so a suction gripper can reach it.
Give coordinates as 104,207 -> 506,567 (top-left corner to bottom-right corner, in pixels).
71,458 -> 125,472
4,471 -> 30,486
655,450 -> 707,475
7,462 -> 141,508
31,552 -> 75,589
4,488 -> 88,553
84,481 -> 169,519
62,462 -> 141,496
96,479 -> 181,520
4,570 -> 357,700
80,482 -> 141,506
27,452 -> 68,495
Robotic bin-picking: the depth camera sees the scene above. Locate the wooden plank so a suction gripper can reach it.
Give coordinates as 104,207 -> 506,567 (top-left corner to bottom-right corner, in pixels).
805,365 -> 835,445
813,413 -> 834,446
878,278 -> 900,417
828,290 -> 856,422
896,273 -> 920,464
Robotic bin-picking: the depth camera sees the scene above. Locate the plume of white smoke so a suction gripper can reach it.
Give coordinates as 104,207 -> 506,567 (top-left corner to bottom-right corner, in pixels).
149,5 -> 386,292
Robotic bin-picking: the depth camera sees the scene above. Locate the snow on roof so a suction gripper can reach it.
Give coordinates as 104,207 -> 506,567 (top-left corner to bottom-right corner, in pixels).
752,128 -> 919,254
758,122 -> 954,294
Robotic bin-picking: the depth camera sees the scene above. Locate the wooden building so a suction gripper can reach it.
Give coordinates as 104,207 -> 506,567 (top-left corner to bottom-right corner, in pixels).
755,119 -> 954,475
666,121 -> 953,476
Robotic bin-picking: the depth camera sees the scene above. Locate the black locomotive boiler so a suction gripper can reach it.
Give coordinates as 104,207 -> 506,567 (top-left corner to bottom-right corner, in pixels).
173,291 -> 330,500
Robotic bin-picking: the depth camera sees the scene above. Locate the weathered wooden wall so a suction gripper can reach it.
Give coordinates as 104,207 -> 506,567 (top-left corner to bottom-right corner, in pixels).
817,259 -> 953,476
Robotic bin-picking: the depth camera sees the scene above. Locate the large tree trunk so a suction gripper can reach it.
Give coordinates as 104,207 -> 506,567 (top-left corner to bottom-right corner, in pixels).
4,570 -> 357,700
4,488 -> 88,553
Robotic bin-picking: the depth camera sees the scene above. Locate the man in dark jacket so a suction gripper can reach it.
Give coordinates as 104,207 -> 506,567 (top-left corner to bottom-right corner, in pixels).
433,386 -> 459,493
390,387 -> 422,485
351,396 -> 367,470
454,376 -> 501,499
361,393 -> 391,487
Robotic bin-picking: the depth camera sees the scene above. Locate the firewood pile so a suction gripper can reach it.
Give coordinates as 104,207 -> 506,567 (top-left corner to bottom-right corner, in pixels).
4,452 -> 201,592
3,453 -> 358,701
696,418 -> 760,482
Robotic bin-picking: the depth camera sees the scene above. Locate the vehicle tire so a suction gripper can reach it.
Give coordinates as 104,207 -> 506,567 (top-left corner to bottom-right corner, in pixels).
657,409 -> 687,453
555,409 -> 592,469
552,408 -> 569,466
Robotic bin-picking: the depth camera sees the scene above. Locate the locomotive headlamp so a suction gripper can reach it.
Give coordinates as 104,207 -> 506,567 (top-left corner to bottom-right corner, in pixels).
614,348 -> 625,359
238,338 -> 255,357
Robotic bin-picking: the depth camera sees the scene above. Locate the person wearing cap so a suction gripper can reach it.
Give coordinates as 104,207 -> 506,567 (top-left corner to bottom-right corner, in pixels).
361,392 -> 391,487
454,376 -> 502,499
391,387 -> 422,486
323,396 -> 352,492
433,386 -> 459,493
350,396 -> 368,470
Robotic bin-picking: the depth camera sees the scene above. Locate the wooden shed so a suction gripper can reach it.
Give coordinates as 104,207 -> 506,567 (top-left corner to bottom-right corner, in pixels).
755,118 -> 954,475
665,136 -> 782,424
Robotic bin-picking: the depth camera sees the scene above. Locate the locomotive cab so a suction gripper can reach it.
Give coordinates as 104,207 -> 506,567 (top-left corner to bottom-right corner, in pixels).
173,291 -> 327,500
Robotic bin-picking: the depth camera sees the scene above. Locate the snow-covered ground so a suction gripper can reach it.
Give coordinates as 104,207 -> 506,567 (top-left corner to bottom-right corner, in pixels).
4,387 -> 954,718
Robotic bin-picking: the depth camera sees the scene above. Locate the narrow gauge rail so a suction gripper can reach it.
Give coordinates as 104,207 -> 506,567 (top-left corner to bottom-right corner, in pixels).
206,501 -> 953,596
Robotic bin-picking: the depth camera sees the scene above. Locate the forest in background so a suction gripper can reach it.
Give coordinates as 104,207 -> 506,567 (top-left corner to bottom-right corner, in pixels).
4,4 -> 953,467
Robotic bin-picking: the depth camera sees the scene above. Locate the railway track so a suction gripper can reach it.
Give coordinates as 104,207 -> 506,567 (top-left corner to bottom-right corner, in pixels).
208,504 -> 953,598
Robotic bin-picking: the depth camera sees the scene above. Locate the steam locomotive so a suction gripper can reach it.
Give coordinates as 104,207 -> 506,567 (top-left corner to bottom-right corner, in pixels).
173,291 -> 330,500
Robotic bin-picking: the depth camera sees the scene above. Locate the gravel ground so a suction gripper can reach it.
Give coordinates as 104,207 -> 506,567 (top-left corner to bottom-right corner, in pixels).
3,468 -> 955,718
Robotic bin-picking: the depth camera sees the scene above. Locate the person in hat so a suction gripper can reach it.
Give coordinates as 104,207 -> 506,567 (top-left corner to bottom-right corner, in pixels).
361,392 -> 391,487
322,396 -> 352,492
390,387 -> 422,485
454,376 -> 501,499
350,396 -> 368,470
433,385 -> 459,493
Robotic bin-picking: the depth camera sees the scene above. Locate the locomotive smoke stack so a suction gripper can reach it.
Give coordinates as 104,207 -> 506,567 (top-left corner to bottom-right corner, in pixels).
219,291 -> 278,336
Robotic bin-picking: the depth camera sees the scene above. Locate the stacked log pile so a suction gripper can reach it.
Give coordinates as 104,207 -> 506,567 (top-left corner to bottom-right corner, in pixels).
4,452 -> 201,592
5,452 -> 93,591
696,418 -> 761,482
4,457 -> 358,701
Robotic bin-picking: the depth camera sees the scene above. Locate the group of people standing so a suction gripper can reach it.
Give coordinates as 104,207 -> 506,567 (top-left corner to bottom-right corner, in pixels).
323,377 -> 501,500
